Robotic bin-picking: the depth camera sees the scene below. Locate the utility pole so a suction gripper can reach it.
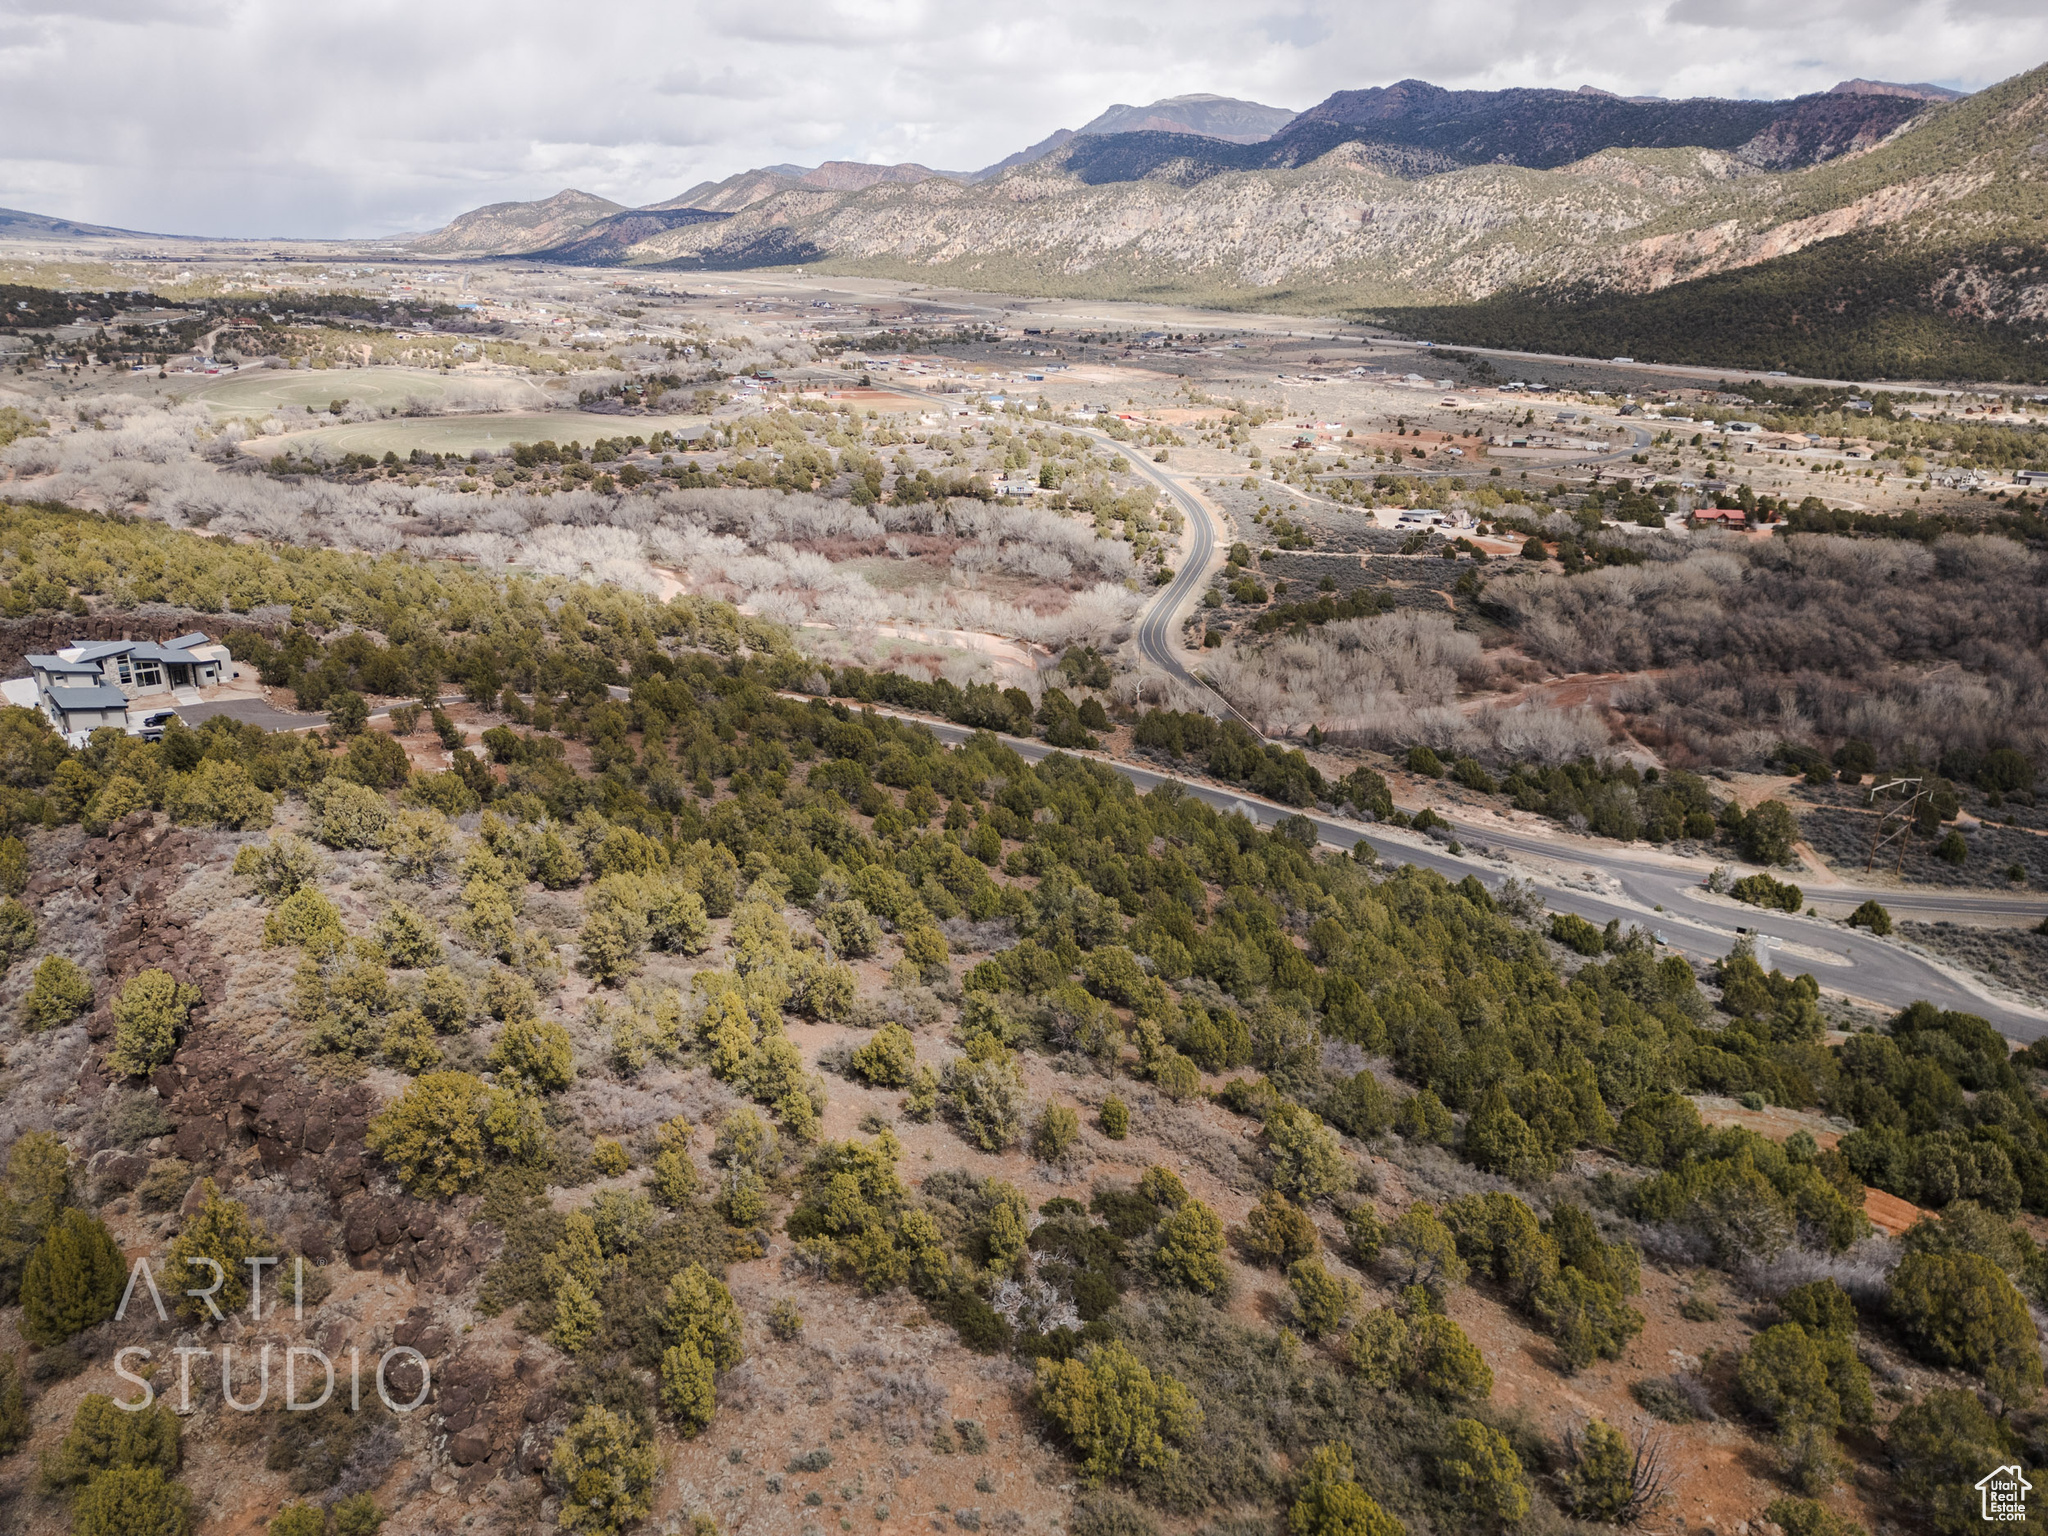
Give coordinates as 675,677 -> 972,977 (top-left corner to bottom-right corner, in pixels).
1864,776 -> 1926,877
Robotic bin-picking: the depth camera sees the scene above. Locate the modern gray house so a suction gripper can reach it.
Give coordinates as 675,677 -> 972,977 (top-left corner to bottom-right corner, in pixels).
14,632 -> 234,741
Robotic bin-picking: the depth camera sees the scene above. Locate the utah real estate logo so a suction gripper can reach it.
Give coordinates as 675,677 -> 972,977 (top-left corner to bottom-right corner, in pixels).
1977,1465 -> 2032,1523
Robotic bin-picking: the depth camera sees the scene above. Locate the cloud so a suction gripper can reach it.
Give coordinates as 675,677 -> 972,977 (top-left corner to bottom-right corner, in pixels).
0,0 -> 2038,237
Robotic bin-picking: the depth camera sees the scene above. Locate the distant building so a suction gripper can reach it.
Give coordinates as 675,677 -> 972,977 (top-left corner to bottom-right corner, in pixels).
19,632 -> 232,743
1691,507 -> 1748,530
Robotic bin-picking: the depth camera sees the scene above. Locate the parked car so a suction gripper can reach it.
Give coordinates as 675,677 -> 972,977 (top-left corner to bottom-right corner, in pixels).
137,708 -> 179,742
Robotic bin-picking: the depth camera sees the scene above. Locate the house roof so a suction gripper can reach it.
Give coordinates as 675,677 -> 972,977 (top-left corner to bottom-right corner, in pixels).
169,632 -> 212,649
66,641 -> 132,661
47,684 -> 131,711
25,654 -> 100,674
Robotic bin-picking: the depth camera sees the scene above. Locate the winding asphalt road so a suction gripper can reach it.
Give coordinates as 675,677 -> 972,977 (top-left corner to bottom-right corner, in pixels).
842,385 -> 2048,1034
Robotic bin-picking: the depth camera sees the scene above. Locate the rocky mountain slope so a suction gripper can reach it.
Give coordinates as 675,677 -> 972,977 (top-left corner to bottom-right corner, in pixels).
1074,93 -> 1296,143
410,189 -> 625,257
411,71 -> 1976,286
399,65 -> 2048,376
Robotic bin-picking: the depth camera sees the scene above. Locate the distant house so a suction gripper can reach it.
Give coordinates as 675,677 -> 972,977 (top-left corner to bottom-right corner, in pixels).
20,632 -> 232,742
1691,507 -> 1748,530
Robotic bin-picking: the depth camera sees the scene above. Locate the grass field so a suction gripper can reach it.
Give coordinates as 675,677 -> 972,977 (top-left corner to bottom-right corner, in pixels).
190,366 -> 549,416
250,410 -> 711,460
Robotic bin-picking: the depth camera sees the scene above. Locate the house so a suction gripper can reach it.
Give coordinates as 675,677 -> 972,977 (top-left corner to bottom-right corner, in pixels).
1691,507 -> 1749,530
1977,1466 -> 2030,1523
42,684 -> 131,738
19,632 -> 233,743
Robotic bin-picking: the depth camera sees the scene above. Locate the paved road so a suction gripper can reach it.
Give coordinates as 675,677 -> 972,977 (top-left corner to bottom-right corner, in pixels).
839,705 -> 2048,1038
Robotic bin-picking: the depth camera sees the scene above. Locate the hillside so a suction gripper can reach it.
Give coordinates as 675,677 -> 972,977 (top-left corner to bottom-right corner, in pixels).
0,505 -> 2037,1536
1074,93 -> 1297,142
409,188 -> 625,257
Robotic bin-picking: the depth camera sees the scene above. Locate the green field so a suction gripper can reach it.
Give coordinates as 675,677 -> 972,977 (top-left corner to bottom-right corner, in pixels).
252,410 -> 711,460
189,366 -> 550,416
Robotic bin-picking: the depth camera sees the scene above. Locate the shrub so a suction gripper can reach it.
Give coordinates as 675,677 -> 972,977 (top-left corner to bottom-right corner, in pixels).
1406,1313 -> 1493,1402
1888,1250 -> 2043,1405
490,1016 -> 576,1093
578,908 -> 647,986
137,1158 -> 192,1212
1384,1206 -> 1467,1299
383,809 -> 454,883
663,1264 -> 744,1370
1286,1257 -> 1359,1338
233,835 -> 327,901
550,1405 -> 658,1536
850,1023 -> 916,1088
1463,1086 -> 1552,1179
1438,1417 -> 1529,1527
1239,1191 -> 1318,1267
1738,1324 -> 1841,1431
551,1276 -> 602,1352
1288,1443 -> 1404,1536
1936,829 -> 1967,866
24,954 -> 93,1031
1406,745 -> 1444,778
660,1340 -> 715,1434
310,778 -> 391,849
590,1137 -> 630,1178
162,1180 -> 273,1324
1887,1390 -> 2005,1536
768,1298 -> 804,1341
271,1506 -> 327,1536
1533,1267 -> 1645,1373
1151,1198 -> 1228,1294
0,1350 -> 25,1454
107,969 -> 202,1077
1557,1418 -> 1645,1523
1266,1103 -> 1349,1203
1100,1097 -> 1129,1139
69,1466 -> 192,1536
19,1206 -> 123,1345
942,1055 -> 1026,1151
1033,1340 -> 1202,1485
0,897 -> 35,974
326,690 -> 369,736
166,758 -> 272,831
0,1130 -> 71,1304
43,1392 -> 181,1489
1031,1103 -> 1081,1164
1393,1089 -> 1453,1144
263,887 -> 346,958
364,1071 -> 546,1196
1549,912 -> 1606,955
1740,799 -> 1800,865
1150,1049 -> 1203,1102
0,836 -> 25,895
819,901 -> 882,958
648,1119 -> 699,1206
1731,873 -> 1802,912
1343,1203 -> 1384,1264
1845,900 -> 1892,936
371,902 -> 442,969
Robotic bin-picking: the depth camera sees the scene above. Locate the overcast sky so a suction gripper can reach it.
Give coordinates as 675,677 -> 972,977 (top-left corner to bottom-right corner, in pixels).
1,0 -> 2041,239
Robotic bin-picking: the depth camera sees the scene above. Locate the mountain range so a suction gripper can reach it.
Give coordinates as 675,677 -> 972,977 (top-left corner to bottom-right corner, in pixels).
407,68 -> 2034,381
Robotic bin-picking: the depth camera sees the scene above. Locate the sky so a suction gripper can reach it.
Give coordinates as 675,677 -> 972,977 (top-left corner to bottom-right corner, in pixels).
0,0 -> 2042,239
